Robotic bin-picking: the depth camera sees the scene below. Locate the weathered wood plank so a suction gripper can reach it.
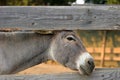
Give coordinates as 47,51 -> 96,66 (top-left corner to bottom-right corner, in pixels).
87,47 -> 120,54
0,68 -> 119,80
0,6 -> 120,30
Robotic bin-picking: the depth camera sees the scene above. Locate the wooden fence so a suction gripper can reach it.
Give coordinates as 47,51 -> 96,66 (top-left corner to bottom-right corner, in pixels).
0,6 -> 120,30
87,47 -> 120,61
0,5 -> 120,79
0,68 -> 120,80
86,47 -> 120,67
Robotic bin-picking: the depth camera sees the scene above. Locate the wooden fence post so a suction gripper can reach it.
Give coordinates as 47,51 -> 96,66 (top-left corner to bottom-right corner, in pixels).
100,31 -> 107,67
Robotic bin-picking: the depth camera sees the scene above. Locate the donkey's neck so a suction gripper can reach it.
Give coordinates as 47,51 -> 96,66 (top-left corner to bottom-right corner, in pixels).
0,32 -> 53,74
12,50 -> 49,73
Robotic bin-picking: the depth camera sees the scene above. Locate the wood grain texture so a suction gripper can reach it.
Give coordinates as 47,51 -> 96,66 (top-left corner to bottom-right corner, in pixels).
0,5 -> 120,30
0,68 -> 119,80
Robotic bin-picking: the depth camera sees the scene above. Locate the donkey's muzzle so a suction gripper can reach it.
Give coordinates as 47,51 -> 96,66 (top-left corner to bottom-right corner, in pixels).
80,58 -> 95,75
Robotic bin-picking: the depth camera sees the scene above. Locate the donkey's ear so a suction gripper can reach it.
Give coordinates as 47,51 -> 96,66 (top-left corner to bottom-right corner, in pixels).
73,30 -> 79,34
34,30 -> 62,35
52,30 -> 62,34
34,30 -> 54,34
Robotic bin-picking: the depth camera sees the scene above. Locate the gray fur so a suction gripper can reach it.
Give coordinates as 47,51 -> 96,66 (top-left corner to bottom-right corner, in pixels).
49,31 -> 86,70
0,31 -> 94,75
0,32 -> 53,74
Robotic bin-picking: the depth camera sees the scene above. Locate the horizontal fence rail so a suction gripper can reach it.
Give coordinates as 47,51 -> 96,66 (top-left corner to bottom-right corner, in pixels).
87,47 -> 120,61
0,68 -> 119,80
87,48 -> 120,53
0,6 -> 120,30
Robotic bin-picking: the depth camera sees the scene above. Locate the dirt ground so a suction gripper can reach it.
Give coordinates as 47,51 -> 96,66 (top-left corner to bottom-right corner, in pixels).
17,63 -> 75,75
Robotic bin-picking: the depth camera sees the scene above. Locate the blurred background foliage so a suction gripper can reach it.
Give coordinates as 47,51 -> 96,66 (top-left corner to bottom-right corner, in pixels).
0,0 -> 75,6
0,0 -> 120,6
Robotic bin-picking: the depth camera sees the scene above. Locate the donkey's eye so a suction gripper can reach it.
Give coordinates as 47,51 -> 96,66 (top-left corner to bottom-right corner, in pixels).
66,35 -> 76,41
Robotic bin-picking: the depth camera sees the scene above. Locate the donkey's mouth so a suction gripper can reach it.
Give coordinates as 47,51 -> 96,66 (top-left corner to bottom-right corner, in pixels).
79,65 -> 93,75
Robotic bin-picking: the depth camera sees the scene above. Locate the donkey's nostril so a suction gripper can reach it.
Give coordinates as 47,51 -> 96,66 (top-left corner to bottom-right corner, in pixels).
88,59 -> 94,66
87,59 -> 95,70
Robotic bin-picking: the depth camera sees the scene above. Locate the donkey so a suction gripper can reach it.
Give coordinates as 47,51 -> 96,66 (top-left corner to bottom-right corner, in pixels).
0,30 -> 95,75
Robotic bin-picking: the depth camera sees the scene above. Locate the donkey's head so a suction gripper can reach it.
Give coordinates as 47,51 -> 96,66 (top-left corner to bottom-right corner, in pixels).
49,30 -> 95,75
